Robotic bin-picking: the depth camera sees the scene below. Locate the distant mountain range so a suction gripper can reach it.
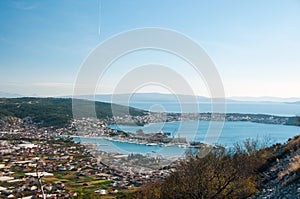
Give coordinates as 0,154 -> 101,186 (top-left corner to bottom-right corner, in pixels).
68,93 -> 300,104
2,91 -> 300,104
288,101 -> 300,104
229,96 -> 300,103
0,91 -> 22,98
70,93 -> 222,104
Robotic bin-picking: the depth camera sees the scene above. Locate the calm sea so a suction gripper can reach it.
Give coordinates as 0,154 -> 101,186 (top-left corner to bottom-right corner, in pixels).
108,121 -> 300,147
129,102 -> 300,116
74,102 -> 300,157
73,121 -> 299,157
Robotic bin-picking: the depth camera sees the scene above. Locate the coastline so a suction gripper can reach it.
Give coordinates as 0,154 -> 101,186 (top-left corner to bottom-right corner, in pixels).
71,135 -> 192,158
109,113 -> 299,128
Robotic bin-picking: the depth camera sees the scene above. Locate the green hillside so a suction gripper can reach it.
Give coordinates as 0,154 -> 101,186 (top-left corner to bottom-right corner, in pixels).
0,97 -> 147,128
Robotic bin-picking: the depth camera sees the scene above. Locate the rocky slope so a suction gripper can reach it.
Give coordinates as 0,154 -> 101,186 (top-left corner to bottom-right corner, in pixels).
253,135 -> 300,198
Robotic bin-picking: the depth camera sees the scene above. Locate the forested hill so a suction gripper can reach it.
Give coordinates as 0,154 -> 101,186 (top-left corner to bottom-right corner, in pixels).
0,97 -> 147,128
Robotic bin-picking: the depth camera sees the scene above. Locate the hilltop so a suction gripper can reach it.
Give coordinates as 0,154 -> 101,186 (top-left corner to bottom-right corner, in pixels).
0,97 -> 147,128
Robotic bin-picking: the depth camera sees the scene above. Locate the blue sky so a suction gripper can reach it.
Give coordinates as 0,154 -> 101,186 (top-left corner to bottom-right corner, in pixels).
0,0 -> 299,97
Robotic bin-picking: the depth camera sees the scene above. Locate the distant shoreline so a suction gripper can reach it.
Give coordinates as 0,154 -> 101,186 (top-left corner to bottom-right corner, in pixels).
109,112 -> 299,127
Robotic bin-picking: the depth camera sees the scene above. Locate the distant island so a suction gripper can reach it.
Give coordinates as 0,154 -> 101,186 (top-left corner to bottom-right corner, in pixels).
288,101 -> 300,105
67,93 -> 300,104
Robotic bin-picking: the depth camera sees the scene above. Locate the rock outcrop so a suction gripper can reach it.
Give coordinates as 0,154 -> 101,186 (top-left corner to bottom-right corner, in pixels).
253,135 -> 300,199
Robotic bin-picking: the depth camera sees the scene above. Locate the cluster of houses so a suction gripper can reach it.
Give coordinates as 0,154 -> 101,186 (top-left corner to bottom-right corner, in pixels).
0,131 -> 171,198
0,132 -> 83,198
108,112 -> 290,126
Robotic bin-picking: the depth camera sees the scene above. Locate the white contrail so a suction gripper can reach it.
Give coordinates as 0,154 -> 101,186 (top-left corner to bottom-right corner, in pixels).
98,0 -> 102,41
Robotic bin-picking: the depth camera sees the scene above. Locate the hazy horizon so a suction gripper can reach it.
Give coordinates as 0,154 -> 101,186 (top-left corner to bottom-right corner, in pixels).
1,91 -> 300,103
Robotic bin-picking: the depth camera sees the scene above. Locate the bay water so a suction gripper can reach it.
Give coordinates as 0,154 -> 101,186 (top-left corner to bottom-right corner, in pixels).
75,102 -> 300,157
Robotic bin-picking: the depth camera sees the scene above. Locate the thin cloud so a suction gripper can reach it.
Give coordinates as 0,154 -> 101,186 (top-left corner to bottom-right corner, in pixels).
33,82 -> 74,88
14,2 -> 39,10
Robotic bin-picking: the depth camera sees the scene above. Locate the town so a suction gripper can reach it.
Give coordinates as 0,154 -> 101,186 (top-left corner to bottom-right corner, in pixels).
0,131 -> 171,198
0,111 -> 297,198
108,112 -> 292,126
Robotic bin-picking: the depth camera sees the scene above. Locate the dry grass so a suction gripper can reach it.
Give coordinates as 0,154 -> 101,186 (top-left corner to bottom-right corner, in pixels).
278,155 -> 300,179
289,155 -> 300,172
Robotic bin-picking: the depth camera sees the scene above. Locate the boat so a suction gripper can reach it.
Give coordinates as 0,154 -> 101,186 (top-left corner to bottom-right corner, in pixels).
146,143 -> 158,146
163,143 -> 175,147
178,144 -> 188,148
